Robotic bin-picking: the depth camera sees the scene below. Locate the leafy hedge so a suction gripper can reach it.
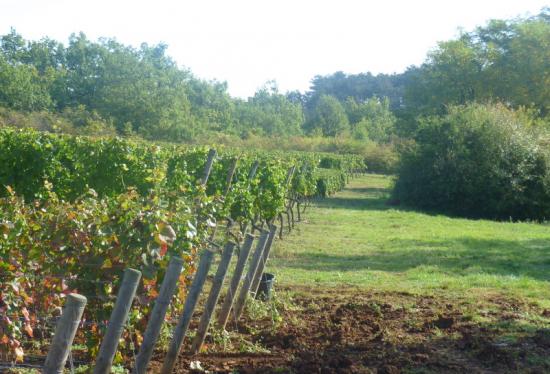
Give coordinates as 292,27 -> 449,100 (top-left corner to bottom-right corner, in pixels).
315,168 -> 347,197
393,104 -> 550,220
363,143 -> 399,174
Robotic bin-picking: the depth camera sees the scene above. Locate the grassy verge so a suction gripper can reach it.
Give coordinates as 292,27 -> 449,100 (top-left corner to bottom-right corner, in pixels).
270,174 -> 550,308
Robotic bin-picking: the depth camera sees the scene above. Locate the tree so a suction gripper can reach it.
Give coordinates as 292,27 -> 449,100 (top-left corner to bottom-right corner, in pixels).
345,97 -> 396,142
236,82 -> 304,137
186,78 -> 236,133
0,28 -> 26,62
306,94 -> 350,137
306,71 -> 406,112
404,10 -> 550,118
393,103 -> 550,220
404,36 -> 484,116
0,55 -> 53,111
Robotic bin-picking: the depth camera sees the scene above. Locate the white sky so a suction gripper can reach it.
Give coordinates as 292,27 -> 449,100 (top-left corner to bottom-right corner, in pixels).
1,0 -> 548,98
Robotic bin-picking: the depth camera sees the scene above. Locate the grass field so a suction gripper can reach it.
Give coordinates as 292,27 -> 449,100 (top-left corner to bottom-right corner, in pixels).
270,174 -> 550,307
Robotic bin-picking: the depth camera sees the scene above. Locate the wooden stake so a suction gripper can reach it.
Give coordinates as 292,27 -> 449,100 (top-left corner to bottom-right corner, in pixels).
162,250 -> 214,374
250,224 -> 278,296
217,234 -> 255,329
94,268 -> 141,374
232,230 -> 269,320
43,294 -> 87,374
190,242 -> 235,354
200,149 -> 217,186
133,257 -> 184,374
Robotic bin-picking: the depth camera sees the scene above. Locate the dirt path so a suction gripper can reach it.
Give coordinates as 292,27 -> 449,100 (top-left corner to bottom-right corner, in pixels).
148,286 -> 550,373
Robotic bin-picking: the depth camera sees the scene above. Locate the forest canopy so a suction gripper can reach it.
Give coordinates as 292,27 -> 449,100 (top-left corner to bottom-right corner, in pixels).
0,8 -> 548,144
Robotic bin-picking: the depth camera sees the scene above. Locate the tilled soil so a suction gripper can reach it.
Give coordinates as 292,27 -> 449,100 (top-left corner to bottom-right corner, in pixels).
149,287 -> 550,373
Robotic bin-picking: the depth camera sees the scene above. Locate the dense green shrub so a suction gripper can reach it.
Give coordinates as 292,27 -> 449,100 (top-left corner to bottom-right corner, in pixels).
0,106 -> 117,136
393,104 -> 550,220
363,143 -> 399,174
315,168 -> 347,197
0,128 -> 168,200
319,156 -> 342,169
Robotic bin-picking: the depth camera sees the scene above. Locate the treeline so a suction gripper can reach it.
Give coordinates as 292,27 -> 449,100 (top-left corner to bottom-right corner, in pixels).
0,29 -> 399,142
0,9 -> 549,200
390,8 -> 550,220
1,9 -> 548,142
301,8 -> 550,133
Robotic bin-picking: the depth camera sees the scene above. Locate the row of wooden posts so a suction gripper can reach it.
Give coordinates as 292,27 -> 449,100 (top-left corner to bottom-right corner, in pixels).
41,149 -> 303,374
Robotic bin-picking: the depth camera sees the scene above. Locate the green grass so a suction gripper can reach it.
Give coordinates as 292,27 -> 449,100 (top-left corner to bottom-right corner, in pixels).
269,174 -> 550,307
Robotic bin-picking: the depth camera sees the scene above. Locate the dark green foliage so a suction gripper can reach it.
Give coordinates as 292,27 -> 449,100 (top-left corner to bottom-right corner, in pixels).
403,10 -> 550,120
302,10 -> 550,136
344,97 -> 396,141
319,156 -> 342,169
0,127 -> 364,362
0,31 -> 306,140
0,55 -> 54,111
363,143 -> 399,174
0,128 -> 363,219
306,94 -> 350,137
315,168 -> 347,197
306,71 -> 406,112
235,82 -> 304,137
393,104 -> 550,220
0,128 -> 168,200
0,8 -> 547,183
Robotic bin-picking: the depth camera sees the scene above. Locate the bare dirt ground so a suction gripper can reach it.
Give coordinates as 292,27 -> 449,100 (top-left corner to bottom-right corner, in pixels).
148,286 -> 550,373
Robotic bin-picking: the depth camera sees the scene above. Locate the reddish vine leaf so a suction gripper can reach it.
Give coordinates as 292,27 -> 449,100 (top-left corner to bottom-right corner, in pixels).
21,307 -> 30,321
24,323 -> 33,337
148,288 -> 159,298
159,242 -> 168,257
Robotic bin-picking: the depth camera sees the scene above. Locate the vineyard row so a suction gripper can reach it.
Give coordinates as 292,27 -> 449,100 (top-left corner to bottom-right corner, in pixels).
0,128 -> 366,367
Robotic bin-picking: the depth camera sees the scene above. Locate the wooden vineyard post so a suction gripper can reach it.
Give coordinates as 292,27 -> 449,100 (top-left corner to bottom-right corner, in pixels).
217,234 -> 255,330
94,268 -> 142,374
250,224 -> 278,296
43,294 -> 87,374
285,166 -> 296,189
247,160 -> 259,181
162,250 -> 215,374
223,157 -> 239,197
249,214 -> 259,234
201,149 -> 217,186
285,167 -> 296,228
232,230 -> 270,320
133,257 -> 184,374
190,242 -> 236,354
292,164 -> 306,225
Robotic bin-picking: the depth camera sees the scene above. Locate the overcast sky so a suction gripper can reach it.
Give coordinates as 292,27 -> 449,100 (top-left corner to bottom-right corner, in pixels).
1,0 -> 548,98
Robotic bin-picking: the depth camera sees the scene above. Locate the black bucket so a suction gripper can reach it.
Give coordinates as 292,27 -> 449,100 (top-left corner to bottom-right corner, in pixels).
255,273 -> 275,301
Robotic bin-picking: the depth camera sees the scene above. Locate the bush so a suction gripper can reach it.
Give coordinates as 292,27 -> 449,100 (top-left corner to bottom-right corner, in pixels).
0,106 -> 116,136
315,168 -> 347,197
393,103 -> 550,220
363,143 -> 399,174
